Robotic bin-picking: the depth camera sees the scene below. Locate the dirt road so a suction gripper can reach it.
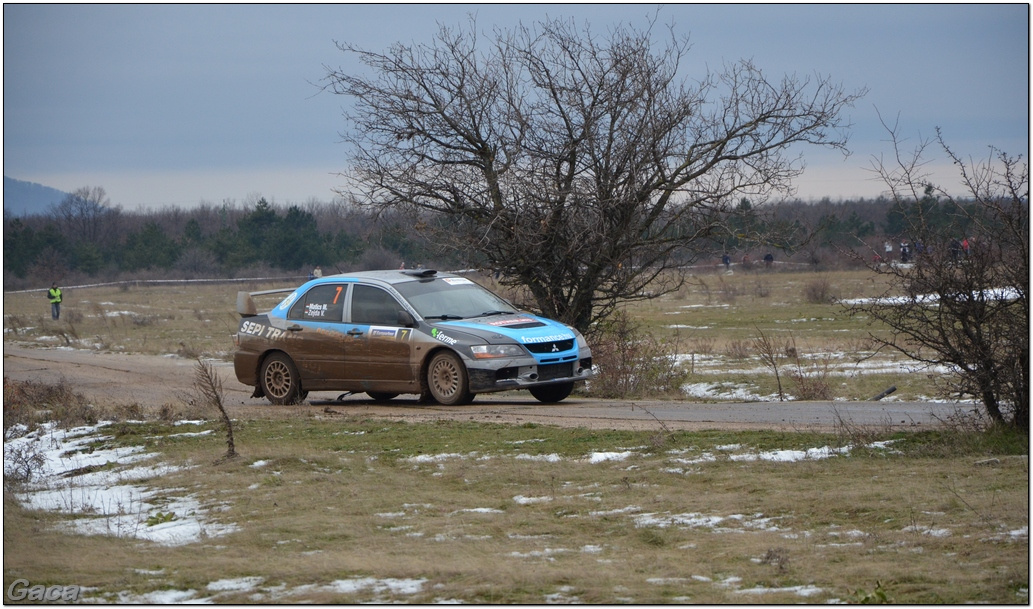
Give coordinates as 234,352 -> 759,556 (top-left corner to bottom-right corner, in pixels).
3,345 -> 955,431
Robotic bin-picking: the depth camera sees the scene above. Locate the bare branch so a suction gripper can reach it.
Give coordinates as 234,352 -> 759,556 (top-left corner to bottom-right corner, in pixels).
848,123 -> 1028,428
326,15 -> 866,330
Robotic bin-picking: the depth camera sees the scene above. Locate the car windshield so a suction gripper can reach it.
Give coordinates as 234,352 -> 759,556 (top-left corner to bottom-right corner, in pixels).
395,277 -> 515,320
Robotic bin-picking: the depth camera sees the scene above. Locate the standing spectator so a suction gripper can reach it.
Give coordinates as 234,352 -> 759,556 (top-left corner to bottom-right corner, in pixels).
47,282 -> 63,320
721,254 -> 731,270
313,266 -> 323,278
763,253 -> 774,268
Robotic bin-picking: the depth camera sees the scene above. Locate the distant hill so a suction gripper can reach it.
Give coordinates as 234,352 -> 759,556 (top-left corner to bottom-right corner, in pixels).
4,176 -> 68,216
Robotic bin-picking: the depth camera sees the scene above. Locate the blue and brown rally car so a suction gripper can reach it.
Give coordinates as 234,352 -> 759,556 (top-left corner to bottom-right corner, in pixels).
233,269 -> 594,405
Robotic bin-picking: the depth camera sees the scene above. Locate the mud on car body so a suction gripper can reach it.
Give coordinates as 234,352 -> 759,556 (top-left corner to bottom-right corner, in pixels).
233,269 -> 594,405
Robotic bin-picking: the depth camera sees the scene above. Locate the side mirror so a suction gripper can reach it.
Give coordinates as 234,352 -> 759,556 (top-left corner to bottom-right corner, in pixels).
397,310 -> 417,328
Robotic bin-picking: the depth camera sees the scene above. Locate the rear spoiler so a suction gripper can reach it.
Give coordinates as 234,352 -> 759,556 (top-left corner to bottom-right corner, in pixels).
237,288 -> 295,318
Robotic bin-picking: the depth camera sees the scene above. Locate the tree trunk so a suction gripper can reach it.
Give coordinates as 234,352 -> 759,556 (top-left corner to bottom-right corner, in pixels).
980,386 -> 1004,425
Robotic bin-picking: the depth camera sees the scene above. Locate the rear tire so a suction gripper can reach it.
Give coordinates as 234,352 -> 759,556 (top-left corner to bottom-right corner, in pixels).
260,352 -> 303,405
529,382 -> 574,403
426,351 -> 472,405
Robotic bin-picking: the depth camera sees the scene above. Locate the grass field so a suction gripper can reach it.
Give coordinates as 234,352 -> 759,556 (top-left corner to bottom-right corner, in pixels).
3,268 -> 1027,604
3,415 -> 1028,604
3,267 -> 948,403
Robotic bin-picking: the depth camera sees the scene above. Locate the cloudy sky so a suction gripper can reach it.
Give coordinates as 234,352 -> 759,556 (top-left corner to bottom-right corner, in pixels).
4,3 -> 1028,210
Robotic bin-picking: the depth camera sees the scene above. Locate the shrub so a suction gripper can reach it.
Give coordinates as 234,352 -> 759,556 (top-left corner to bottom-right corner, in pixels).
725,339 -> 751,361
3,377 -> 97,437
587,311 -> 687,399
786,355 -> 834,400
3,378 -> 101,488
191,358 -> 237,459
804,274 -> 836,304
3,439 -> 47,485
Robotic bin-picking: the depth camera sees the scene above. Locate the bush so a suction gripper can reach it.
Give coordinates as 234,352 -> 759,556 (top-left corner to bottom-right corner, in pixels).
787,360 -> 834,400
3,377 -> 97,437
587,311 -> 687,399
4,440 -> 47,485
3,378 -> 101,488
804,275 -> 836,304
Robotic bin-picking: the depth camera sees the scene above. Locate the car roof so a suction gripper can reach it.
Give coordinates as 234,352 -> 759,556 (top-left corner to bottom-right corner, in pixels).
311,269 -> 452,287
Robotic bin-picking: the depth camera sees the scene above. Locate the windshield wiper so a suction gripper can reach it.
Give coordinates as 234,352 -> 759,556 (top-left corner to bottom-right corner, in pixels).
424,314 -> 466,320
479,310 -> 514,317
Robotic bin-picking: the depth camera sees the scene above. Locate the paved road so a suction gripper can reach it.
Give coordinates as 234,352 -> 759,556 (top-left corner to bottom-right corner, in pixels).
3,345 -> 958,431
309,394 -> 954,431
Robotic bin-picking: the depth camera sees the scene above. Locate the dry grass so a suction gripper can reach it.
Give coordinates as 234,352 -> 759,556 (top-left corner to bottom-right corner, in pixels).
3,416 -> 1027,603
604,267 -> 945,402
3,280 -> 296,360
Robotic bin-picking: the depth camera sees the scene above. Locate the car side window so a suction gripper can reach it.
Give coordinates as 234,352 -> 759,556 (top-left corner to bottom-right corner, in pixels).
288,284 -> 346,322
351,284 -> 404,326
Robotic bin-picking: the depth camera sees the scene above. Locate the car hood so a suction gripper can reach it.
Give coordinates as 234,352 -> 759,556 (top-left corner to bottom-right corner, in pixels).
434,313 -> 576,345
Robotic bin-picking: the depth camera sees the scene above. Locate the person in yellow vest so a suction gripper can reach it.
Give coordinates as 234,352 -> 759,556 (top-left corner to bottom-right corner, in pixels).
47,282 -> 63,320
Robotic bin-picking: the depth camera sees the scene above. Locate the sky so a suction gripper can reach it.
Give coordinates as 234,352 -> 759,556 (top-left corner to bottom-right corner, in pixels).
3,3 -> 1029,211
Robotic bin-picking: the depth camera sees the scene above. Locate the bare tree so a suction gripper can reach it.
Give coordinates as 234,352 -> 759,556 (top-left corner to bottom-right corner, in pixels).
193,358 -> 237,459
753,326 -> 787,402
51,186 -> 121,246
849,117 -> 1028,429
324,16 -> 866,331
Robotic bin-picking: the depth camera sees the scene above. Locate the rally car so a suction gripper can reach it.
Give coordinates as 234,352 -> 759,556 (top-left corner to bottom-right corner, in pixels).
233,269 -> 593,405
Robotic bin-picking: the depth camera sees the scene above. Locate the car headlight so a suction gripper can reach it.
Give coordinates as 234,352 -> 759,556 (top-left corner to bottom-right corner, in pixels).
470,344 -> 526,359
565,325 -> 590,350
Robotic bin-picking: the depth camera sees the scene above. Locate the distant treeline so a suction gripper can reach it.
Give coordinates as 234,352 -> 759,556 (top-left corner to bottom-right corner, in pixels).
2,193 -> 987,289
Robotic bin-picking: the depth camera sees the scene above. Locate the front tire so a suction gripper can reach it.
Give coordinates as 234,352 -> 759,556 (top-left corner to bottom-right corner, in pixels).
426,351 -> 472,405
260,352 -> 303,405
529,382 -> 574,403
367,392 -> 399,403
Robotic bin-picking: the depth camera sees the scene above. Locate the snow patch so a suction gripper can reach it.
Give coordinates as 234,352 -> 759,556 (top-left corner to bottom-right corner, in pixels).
5,421 -> 237,546
587,451 -> 634,463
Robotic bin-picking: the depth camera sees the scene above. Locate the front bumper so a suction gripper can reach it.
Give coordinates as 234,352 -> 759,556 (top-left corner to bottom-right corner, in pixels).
466,355 -> 594,393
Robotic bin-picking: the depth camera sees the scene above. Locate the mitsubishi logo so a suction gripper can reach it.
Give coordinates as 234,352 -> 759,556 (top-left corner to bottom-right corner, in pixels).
551,344 -> 560,353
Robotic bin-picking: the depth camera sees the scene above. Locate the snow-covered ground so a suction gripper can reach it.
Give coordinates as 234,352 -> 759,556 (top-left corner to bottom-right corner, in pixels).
4,421 -> 236,546
671,349 -> 963,402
